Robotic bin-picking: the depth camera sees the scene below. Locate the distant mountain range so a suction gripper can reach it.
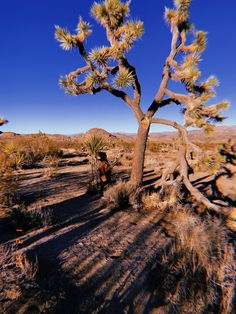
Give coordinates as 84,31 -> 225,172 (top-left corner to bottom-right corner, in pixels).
0,125 -> 235,143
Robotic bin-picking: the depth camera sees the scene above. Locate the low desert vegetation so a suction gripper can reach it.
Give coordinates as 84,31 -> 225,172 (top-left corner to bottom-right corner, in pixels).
101,181 -> 136,210
159,207 -> 235,314
0,244 -> 38,311
0,152 -> 18,205
0,133 -> 63,170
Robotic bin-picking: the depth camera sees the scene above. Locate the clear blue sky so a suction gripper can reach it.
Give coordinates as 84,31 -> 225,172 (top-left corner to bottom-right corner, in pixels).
0,0 -> 236,134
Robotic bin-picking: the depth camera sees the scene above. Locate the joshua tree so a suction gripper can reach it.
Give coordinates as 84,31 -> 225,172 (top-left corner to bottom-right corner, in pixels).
84,135 -> 105,186
55,0 -> 228,211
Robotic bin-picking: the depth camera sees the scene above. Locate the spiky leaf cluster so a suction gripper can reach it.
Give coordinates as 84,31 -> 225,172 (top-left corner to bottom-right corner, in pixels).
86,72 -> 103,87
172,54 -> 201,83
165,0 -> 191,30
117,20 -> 144,52
76,17 -> 92,42
55,17 -> 91,50
84,135 -> 105,157
59,76 -> 81,95
182,31 -> 207,54
114,67 -> 134,88
91,0 -> 129,29
0,117 -> 8,126
174,0 -> 191,23
90,46 -> 111,66
184,101 -> 229,131
55,26 -> 77,50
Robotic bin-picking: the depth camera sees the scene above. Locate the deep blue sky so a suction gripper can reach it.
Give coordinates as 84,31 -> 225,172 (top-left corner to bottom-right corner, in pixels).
0,0 -> 236,134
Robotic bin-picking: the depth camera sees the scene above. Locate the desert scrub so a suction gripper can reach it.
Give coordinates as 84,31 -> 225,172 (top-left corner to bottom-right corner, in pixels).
117,152 -> 133,167
0,205 -> 53,232
0,152 -> 18,205
11,206 -> 53,231
116,140 -> 135,152
157,207 -> 236,314
101,181 -> 136,210
141,187 -> 180,213
1,133 -> 63,170
0,244 -> 38,312
43,155 -> 59,178
144,154 -> 159,169
193,151 -> 225,174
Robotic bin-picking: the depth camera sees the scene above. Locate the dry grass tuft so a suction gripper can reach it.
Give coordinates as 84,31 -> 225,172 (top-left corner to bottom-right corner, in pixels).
101,181 -> 136,210
0,206 -> 53,232
43,155 -> 60,178
0,244 -> 38,310
158,206 -> 236,313
141,186 -> 180,213
0,153 -> 18,205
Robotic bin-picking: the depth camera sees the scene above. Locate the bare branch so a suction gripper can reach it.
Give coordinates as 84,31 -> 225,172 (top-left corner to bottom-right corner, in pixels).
101,82 -> 144,121
76,42 -> 95,70
67,65 -> 91,81
101,81 -> 133,105
146,25 -> 179,117
164,88 -> 191,104
150,117 -> 188,143
118,57 -> 142,105
151,117 -> 220,212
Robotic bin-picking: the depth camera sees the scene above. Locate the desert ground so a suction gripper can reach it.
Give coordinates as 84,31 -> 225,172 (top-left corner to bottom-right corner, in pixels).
0,127 -> 235,313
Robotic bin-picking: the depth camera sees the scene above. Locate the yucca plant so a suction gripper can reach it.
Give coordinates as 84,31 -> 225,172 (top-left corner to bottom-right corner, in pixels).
84,135 -> 105,187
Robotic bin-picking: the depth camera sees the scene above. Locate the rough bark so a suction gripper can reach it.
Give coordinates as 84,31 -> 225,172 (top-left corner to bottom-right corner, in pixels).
130,118 -> 150,186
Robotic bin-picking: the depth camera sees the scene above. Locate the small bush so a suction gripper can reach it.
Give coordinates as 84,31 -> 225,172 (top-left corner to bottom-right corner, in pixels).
117,153 -> 133,167
1,133 -> 63,170
116,140 -> 134,152
0,153 -> 18,205
141,192 -> 161,212
0,206 -> 53,232
193,151 -> 225,174
0,244 -> 38,310
43,155 -> 59,178
158,207 -> 236,313
141,185 -> 181,213
101,181 -> 136,210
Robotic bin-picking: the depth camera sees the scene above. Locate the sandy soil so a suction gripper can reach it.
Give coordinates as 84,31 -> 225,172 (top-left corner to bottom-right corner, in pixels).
1,156 -> 235,313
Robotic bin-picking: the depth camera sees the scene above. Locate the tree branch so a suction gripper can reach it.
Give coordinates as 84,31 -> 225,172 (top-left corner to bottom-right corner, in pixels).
101,82 -> 144,121
151,117 -> 220,213
101,82 -> 133,105
76,42 -> 95,70
164,88 -> 191,105
67,65 -> 91,81
146,25 -> 179,118
118,57 -> 142,105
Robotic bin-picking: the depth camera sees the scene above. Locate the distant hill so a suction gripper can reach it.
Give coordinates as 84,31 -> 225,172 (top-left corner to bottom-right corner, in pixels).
0,131 -> 20,138
148,125 -> 236,143
77,128 -> 118,142
1,125 -> 235,144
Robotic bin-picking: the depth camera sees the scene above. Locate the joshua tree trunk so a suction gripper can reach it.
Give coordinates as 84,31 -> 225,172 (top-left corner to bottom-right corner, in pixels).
130,118 -> 150,186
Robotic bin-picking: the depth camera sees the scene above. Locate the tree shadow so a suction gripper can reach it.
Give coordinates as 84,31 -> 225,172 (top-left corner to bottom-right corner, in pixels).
25,210 -> 169,313
193,169 -> 236,207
